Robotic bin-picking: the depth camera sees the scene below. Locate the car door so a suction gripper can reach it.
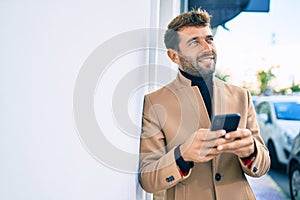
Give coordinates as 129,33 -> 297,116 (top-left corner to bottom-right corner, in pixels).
257,101 -> 273,143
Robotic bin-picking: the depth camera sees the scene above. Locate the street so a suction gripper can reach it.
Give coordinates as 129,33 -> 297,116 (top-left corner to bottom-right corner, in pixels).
247,165 -> 291,200
268,166 -> 290,199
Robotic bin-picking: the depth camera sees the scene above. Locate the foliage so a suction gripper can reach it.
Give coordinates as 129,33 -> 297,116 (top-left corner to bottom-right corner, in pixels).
215,71 -> 230,82
277,82 -> 300,95
290,81 -> 300,92
256,66 -> 276,95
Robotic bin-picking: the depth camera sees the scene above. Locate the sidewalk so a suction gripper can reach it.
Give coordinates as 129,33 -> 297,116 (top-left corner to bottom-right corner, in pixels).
247,174 -> 289,200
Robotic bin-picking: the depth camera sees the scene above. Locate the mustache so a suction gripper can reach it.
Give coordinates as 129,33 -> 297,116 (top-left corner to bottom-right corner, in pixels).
177,52 -> 217,64
197,53 -> 216,61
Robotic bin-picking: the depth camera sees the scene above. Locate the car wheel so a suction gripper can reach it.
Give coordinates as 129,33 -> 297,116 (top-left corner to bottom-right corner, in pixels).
289,162 -> 300,200
268,141 -> 280,169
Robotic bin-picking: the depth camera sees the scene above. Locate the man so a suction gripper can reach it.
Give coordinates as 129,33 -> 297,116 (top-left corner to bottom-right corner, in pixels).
139,9 -> 270,200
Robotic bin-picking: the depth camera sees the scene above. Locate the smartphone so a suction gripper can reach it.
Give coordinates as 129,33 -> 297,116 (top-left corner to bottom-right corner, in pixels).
210,113 -> 241,132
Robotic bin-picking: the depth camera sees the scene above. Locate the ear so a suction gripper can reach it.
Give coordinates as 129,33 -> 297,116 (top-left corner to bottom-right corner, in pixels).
167,49 -> 180,64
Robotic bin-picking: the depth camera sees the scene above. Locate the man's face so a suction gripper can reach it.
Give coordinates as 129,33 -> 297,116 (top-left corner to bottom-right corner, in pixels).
177,26 -> 217,78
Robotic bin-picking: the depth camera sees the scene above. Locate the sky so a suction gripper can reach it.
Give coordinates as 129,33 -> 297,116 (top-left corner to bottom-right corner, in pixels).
214,0 -> 300,91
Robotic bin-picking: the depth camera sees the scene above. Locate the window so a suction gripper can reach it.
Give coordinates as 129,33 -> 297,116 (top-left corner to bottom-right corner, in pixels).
274,102 -> 300,121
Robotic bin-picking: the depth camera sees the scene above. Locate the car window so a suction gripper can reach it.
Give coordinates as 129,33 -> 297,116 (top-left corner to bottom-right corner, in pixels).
274,102 -> 300,121
257,102 -> 270,115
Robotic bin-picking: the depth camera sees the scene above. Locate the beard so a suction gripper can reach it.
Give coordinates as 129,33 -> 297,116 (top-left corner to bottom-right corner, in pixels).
178,52 -> 217,78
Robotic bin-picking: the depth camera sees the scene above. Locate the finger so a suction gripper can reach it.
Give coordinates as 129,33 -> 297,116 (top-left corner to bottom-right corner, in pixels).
200,137 -> 229,150
199,143 -> 220,155
217,137 -> 253,151
198,154 -> 216,163
224,129 -> 251,140
222,145 -> 254,158
198,129 -> 226,141
198,148 -> 219,162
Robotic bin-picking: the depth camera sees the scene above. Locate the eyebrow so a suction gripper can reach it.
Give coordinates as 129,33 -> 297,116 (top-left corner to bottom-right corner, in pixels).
186,35 -> 214,46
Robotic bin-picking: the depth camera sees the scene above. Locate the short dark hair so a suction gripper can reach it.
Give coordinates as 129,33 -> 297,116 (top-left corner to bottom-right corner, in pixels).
164,9 -> 211,51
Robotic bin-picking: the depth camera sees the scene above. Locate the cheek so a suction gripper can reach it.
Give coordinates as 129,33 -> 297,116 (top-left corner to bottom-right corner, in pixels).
183,51 -> 199,60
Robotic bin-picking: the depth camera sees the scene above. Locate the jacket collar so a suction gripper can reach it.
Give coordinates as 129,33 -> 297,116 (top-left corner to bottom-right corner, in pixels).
174,71 -> 192,89
172,71 -> 226,117
174,71 -> 221,89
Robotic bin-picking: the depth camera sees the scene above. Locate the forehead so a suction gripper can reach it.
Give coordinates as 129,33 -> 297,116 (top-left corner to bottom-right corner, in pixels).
178,26 -> 212,41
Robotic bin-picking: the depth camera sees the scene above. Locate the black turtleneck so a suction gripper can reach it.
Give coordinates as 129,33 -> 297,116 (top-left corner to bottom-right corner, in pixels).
179,69 -> 213,119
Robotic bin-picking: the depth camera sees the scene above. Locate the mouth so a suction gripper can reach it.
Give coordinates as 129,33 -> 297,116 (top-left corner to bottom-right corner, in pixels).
198,56 -> 215,63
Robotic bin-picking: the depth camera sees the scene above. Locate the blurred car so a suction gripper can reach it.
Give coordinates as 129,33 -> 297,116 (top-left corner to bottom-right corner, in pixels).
251,95 -> 260,107
287,132 -> 300,200
256,95 -> 300,169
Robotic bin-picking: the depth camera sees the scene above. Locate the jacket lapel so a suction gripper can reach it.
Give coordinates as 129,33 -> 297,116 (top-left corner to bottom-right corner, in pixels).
172,73 -> 211,129
212,77 -> 226,116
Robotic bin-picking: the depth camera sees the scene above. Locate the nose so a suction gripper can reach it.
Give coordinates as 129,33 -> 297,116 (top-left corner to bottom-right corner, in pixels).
200,40 -> 213,51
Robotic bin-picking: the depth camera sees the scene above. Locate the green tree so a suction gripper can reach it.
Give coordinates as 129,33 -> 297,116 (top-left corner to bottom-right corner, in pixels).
215,71 -> 230,82
257,66 -> 276,95
290,81 -> 300,92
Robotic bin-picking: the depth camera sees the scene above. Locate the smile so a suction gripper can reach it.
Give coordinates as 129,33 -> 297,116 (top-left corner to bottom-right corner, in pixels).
198,57 -> 214,63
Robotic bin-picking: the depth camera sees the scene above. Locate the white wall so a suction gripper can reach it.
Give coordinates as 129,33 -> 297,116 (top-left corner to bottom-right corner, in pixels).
0,0 -> 181,199
0,0 -> 149,199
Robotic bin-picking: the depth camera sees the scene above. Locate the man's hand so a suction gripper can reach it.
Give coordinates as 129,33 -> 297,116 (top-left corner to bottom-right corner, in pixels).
179,128 -> 255,163
216,128 -> 255,158
180,128 -> 226,163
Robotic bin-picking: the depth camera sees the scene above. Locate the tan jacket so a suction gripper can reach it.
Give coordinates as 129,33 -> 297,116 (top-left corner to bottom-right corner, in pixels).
139,72 -> 270,200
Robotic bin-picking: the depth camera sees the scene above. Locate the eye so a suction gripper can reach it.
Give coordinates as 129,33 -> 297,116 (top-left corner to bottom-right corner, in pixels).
206,36 -> 214,43
189,40 -> 199,46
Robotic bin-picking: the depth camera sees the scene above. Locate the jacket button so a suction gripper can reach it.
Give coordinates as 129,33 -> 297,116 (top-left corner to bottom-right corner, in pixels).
165,176 -> 175,183
215,173 -> 221,181
253,166 -> 258,173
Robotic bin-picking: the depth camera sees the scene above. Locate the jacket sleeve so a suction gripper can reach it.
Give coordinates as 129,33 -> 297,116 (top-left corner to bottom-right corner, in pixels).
239,91 -> 271,176
138,95 -> 191,193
